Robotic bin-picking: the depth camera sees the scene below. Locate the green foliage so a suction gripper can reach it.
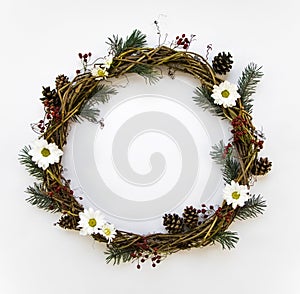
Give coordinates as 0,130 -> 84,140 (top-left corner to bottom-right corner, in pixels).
19,146 -> 44,181
193,85 -> 225,118
106,29 -> 147,56
26,183 -> 60,212
223,156 -> 240,184
237,63 -> 263,113
210,140 -> 226,165
210,141 -> 240,184
212,230 -> 239,250
235,194 -> 266,221
105,246 -> 134,265
130,64 -> 161,84
79,85 -> 117,123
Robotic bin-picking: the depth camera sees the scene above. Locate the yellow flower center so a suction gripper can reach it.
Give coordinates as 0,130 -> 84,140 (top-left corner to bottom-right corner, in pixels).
97,69 -> 106,77
232,191 -> 240,200
103,227 -> 111,236
88,218 -> 97,227
41,148 -> 50,157
221,90 -> 230,98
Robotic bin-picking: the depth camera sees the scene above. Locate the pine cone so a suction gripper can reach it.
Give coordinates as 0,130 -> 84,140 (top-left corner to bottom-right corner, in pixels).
55,74 -> 70,90
182,206 -> 199,229
41,86 -> 60,106
252,157 -> 272,176
163,213 -> 184,234
57,214 -> 79,230
212,52 -> 233,75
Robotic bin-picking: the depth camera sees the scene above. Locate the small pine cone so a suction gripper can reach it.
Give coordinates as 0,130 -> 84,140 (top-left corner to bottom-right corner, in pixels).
58,214 -> 79,230
182,206 -> 199,229
41,86 -> 60,106
55,74 -> 70,90
163,213 -> 184,234
252,157 -> 272,176
212,52 -> 233,75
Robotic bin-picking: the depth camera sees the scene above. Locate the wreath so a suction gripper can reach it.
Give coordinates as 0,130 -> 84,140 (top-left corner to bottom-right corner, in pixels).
19,28 -> 271,269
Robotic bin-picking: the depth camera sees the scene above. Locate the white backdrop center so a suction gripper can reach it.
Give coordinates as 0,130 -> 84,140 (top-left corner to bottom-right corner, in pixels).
63,73 -> 226,233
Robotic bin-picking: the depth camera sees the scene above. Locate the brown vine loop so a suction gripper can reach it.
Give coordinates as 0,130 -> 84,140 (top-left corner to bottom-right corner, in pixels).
39,46 -> 260,260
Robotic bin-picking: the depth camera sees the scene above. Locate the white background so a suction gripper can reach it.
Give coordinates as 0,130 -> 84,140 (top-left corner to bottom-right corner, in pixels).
1,0 -> 299,293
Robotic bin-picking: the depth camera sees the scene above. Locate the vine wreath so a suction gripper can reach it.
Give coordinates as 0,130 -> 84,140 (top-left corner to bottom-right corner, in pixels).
19,29 -> 271,268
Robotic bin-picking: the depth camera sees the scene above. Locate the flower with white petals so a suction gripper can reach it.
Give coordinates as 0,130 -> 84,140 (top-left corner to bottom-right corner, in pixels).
223,180 -> 250,209
28,138 -> 63,170
211,80 -> 240,108
78,208 -> 105,236
100,223 -> 117,243
91,65 -> 109,80
102,55 -> 113,69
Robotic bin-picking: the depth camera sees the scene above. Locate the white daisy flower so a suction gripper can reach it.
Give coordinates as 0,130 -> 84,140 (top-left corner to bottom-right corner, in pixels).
223,180 -> 250,209
91,65 -> 109,80
211,80 -> 240,108
100,223 -> 117,243
102,54 -> 113,69
78,208 -> 105,236
28,138 -> 63,170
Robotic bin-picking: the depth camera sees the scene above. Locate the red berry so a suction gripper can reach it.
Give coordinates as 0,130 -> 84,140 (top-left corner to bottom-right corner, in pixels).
137,264 -> 141,269
78,53 -> 82,59
76,70 -> 80,74
182,34 -> 185,38
176,36 -> 179,39
88,52 -> 92,57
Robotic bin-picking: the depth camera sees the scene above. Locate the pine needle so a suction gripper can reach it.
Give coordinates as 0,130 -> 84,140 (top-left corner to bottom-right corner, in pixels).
19,146 -> 44,181
237,63 -> 263,113
193,85 -> 225,118
212,231 -> 239,250
105,246 -> 134,265
235,195 -> 266,220
26,183 -> 60,212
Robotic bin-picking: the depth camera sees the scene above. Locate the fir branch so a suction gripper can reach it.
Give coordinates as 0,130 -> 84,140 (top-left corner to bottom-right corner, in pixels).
223,156 -> 240,184
78,85 -> 117,123
19,146 -> 44,181
105,246 -> 134,265
210,140 -> 226,165
91,84 -> 118,104
26,183 -> 60,212
193,85 -> 225,118
106,29 -> 147,56
212,231 -> 239,250
130,64 -> 161,84
235,194 -> 266,221
237,63 -> 263,113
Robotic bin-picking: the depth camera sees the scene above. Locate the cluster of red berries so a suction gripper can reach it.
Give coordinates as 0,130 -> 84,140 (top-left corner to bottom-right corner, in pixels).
43,100 -> 61,121
223,143 -> 233,159
198,203 -> 218,222
48,184 -> 74,198
175,34 -> 191,49
251,138 -> 264,151
76,52 -> 92,74
131,250 -> 162,269
231,115 -> 251,143
215,207 -> 234,223
130,238 -> 162,269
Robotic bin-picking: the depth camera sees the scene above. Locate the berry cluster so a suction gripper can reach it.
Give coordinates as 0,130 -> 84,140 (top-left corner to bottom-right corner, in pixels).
215,207 -> 234,223
198,203 -> 218,222
231,115 -> 251,143
76,52 -> 92,74
130,238 -> 163,269
175,34 -> 194,49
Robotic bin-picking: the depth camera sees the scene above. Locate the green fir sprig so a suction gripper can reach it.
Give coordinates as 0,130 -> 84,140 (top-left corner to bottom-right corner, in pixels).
235,195 -> 266,220
129,64 -> 161,84
26,183 -> 60,212
193,85 -> 225,118
106,29 -> 147,56
212,231 -> 239,250
105,246 -> 134,265
19,146 -> 44,181
78,84 -> 117,123
237,63 -> 263,113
